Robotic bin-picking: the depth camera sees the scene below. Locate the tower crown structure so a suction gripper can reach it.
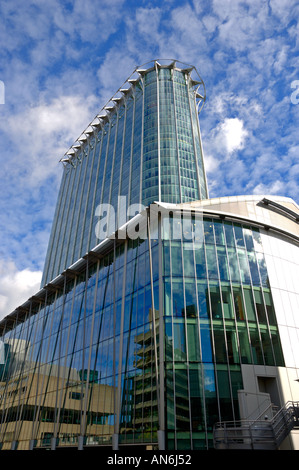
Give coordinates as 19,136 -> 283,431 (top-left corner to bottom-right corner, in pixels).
42,60 -> 208,286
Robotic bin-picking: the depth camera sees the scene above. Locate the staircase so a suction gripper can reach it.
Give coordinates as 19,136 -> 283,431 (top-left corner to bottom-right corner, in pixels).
213,401 -> 299,450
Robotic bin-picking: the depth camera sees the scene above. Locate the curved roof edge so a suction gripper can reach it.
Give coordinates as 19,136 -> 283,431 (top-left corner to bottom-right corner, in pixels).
1,196 -> 298,331
179,194 -> 299,240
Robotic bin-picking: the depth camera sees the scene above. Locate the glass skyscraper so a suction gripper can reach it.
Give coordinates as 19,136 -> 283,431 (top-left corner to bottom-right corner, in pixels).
42,60 -> 208,286
0,60 -> 299,451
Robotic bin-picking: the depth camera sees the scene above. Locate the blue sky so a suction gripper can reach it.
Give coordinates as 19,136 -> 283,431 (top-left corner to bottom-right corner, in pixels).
0,0 -> 298,319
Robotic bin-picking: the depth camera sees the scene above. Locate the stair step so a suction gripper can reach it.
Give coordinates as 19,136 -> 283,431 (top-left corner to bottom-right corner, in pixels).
213,401 -> 299,450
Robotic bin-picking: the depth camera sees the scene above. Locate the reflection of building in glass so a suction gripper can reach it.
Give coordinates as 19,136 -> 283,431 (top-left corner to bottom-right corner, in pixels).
0,364 -> 116,449
0,60 -> 299,451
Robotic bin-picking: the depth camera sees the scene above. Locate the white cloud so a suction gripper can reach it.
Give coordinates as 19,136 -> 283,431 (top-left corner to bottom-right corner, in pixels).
0,93 -> 101,279
96,50 -> 137,104
0,260 -> 42,321
0,94 -> 99,186
135,7 -> 162,37
206,117 -> 248,159
204,153 -> 219,173
269,0 -> 299,24
252,180 -> 285,196
220,118 -> 248,154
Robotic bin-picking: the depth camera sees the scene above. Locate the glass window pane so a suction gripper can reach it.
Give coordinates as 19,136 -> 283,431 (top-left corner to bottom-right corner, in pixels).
227,248 -> 241,282
243,287 -> 256,322
187,321 -> 201,361
217,246 -> 229,281
247,252 -> 260,285
203,363 -> 217,430
195,247 -> 207,279
233,286 -> 246,321
249,326 -> 264,364
185,280 -> 197,318
171,242 -> 183,277
204,220 -> 214,244
197,281 -> 209,319
238,327 -> 252,364
173,321 -> 187,361
223,222 -> 235,247
183,244 -> 195,277
233,224 -> 245,248
206,244 -> 218,280
214,221 -> 225,245
263,290 -> 276,325
174,366 -> 190,431
172,279 -> 185,317
254,289 -> 267,323
221,284 -> 234,319
261,330 -> 275,366
238,250 -> 251,284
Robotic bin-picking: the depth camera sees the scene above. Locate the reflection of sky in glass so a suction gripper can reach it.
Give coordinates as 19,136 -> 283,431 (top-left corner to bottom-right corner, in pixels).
203,364 -> 216,394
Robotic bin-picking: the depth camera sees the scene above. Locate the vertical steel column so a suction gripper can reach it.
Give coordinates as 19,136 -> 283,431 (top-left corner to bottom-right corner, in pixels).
241,228 -> 266,365
167,214 -> 177,446
171,67 -> 182,203
147,213 -> 161,447
178,210 -> 193,449
112,239 -> 117,447
11,303 -> 33,449
34,286 -> 59,449
0,315 -> 15,447
16,300 -> 45,449
30,289 -> 49,450
62,148 -> 84,271
211,221 -> 236,422
114,239 -> 128,450
186,75 -> 202,200
254,241 -> 277,365
139,76 -> 145,206
52,275 -> 67,449
74,129 -> 97,258
54,159 -> 77,277
98,118 -> 112,219
70,142 -> 90,263
78,132 -> 97,257
193,90 -> 209,199
155,61 -> 161,202
78,257 -> 100,449
107,111 -> 119,234
190,210 -> 209,448
127,91 -> 136,213
6,309 -> 23,450
158,212 -> 165,449
78,258 -> 89,447
116,102 -> 127,232
203,228 -> 222,424
86,126 -> 105,252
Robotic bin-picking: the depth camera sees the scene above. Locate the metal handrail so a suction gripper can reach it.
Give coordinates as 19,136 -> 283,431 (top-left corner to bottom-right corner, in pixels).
213,401 -> 299,450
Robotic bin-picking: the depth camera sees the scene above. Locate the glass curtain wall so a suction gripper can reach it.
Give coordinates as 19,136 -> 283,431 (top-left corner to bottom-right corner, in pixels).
0,235 -> 160,450
163,215 -> 284,450
0,211 -> 284,451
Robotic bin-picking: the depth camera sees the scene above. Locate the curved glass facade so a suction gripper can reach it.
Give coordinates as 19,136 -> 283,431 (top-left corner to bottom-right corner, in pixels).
0,211 -> 284,450
162,215 -> 284,449
41,61 -> 208,286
